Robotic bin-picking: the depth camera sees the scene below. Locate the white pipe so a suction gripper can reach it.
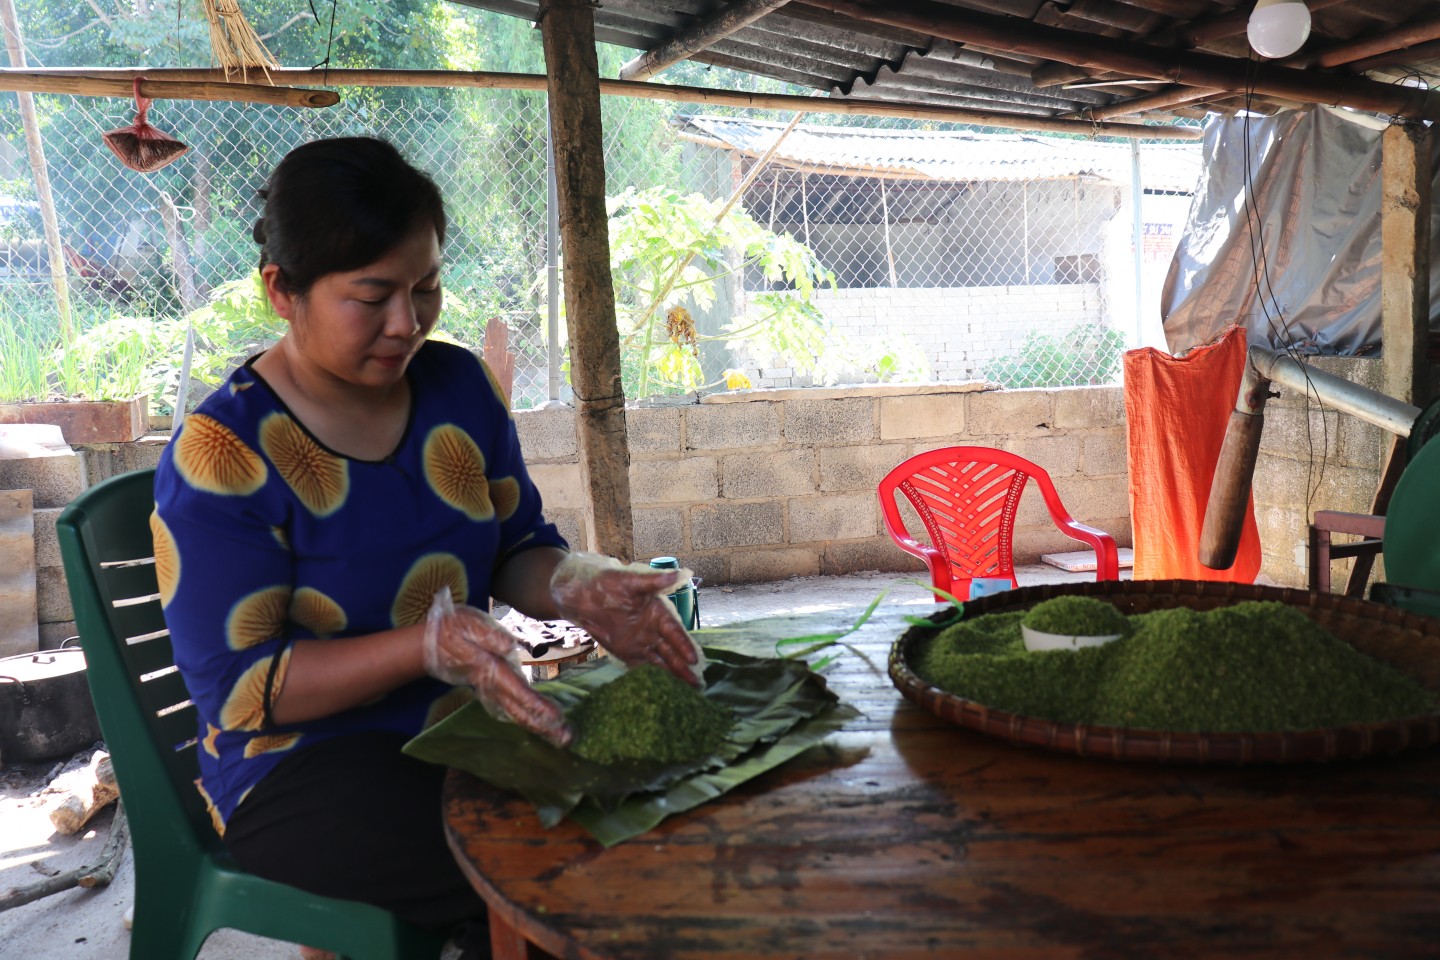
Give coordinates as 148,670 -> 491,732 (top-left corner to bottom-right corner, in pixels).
1246,346 -> 1420,437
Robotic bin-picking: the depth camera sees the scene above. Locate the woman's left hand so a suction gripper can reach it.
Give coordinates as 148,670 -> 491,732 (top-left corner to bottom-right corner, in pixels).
550,552 -> 702,686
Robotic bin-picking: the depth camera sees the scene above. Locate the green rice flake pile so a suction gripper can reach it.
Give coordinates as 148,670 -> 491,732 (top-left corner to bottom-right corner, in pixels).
913,600 -> 1435,732
569,664 -> 734,765
1022,595 -> 1132,637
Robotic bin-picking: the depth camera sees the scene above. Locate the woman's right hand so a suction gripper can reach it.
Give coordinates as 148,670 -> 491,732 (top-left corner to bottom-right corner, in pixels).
422,588 -> 571,746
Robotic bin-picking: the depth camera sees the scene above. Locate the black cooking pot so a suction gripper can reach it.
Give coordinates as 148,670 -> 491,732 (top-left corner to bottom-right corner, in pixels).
0,645 -> 103,762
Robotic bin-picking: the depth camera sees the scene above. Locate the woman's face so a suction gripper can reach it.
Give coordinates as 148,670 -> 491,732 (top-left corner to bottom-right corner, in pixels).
263,225 -> 442,390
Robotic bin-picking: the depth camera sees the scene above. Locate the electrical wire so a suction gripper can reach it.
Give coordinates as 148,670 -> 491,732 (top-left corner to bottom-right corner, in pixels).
1238,50 -> 1330,521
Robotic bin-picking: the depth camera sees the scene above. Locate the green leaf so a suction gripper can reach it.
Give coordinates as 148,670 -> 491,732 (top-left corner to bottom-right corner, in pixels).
402,647 -> 857,847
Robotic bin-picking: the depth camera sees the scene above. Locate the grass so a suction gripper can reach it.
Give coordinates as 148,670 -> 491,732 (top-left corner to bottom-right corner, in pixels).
0,289 -> 154,403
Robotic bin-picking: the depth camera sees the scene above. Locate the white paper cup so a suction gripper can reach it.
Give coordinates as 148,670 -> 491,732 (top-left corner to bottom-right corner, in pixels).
1021,625 -> 1123,653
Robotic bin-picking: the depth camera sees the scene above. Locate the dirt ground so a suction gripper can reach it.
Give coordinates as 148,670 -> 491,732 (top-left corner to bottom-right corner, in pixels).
0,565 -> 1098,959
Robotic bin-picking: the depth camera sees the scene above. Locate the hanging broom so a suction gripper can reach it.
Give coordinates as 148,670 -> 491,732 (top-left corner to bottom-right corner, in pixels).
200,0 -> 278,83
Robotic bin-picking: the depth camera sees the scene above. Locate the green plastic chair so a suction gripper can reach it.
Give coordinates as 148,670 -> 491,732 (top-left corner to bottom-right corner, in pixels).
56,468 -> 448,960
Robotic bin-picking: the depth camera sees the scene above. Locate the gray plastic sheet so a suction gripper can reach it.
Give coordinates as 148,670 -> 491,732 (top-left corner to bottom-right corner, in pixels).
1162,106 -> 1440,357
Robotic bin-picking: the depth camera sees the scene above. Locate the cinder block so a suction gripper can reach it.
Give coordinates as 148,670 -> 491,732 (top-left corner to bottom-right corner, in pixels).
685,554 -> 726,594
36,565 -> 72,623
1052,387 -> 1125,430
629,457 -> 718,505
1080,432 -> 1129,478
1254,502 -> 1300,559
819,445 -> 908,493
1337,415 -> 1386,470
784,398 -> 875,445
822,538 -> 925,577
721,451 -> 815,499
788,493 -> 877,543
528,463 -> 584,511
38,619 -> 78,649
1258,404 -> 1341,460
32,507 -> 61,568
1002,434 -> 1083,478
1,489 -> 37,655
633,508 -> 685,560
690,500 -> 784,550
878,393 -> 967,440
966,389 -> 1053,437
1010,526 -> 1085,564
514,407 -> 577,462
547,508 -> 586,553
0,451 -> 89,508
728,547 -> 821,583
685,403 -> 782,451
82,436 -> 169,486
627,407 -> 683,456
1050,476 -> 1131,524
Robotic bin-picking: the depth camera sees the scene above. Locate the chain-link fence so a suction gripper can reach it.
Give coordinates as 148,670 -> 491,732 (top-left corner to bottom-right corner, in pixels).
1,85 -> 1196,413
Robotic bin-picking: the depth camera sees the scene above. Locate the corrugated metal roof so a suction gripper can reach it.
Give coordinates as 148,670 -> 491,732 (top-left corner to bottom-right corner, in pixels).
450,0 -> 1440,124
676,115 -> 1204,191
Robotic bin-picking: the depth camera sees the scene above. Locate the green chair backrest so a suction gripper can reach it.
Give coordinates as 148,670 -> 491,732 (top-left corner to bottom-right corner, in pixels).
55,468 -> 221,858
57,468 -> 449,960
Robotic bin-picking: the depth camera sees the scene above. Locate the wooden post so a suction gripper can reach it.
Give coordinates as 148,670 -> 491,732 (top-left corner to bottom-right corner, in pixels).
1380,123 -> 1433,408
539,0 -> 634,560
156,192 -> 200,314
0,0 -> 72,345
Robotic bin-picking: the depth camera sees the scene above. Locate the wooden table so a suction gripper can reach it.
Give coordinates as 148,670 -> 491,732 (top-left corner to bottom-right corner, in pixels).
443,606 -> 1440,960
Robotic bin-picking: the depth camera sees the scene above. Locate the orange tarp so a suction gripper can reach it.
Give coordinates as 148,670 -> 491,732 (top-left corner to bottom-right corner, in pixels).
1123,325 -> 1261,583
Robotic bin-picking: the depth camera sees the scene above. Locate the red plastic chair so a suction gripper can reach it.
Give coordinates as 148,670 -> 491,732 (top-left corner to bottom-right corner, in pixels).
878,446 -> 1119,602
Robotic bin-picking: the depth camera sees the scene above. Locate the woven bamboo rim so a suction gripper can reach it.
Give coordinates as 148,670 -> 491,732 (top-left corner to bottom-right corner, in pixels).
888,580 -> 1440,764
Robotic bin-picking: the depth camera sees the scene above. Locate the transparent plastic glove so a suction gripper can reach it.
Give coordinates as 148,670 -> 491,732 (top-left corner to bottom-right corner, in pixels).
422,587 -> 571,746
550,552 -> 704,686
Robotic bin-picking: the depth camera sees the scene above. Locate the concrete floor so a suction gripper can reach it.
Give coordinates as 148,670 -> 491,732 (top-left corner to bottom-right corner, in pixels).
0,564 -> 1102,959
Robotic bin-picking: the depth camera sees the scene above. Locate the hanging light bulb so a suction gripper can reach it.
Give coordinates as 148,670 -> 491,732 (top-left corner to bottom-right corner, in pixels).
1247,0 -> 1312,59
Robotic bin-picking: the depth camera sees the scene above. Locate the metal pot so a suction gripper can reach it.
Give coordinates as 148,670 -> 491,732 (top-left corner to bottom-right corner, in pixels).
0,646 -> 103,763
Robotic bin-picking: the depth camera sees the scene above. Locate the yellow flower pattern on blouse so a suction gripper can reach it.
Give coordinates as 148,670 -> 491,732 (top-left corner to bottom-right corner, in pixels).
202,723 -> 221,759
220,647 -> 292,732
490,476 -> 520,522
173,414 -> 267,496
195,778 -> 226,836
243,732 -> 302,759
391,553 -> 468,628
290,587 -> 347,638
259,412 -> 349,517
225,585 -> 292,650
149,509 -> 180,606
423,424 -> 493,521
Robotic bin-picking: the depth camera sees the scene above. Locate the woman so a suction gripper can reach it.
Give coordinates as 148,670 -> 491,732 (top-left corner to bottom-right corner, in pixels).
151,137 -> 696,955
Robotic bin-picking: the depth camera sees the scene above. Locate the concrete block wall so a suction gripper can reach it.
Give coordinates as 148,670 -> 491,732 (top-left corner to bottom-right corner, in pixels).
518,383 -> 1133,586
12,387 -> 1131,627
0,448 -> 90,649
1251,357 -> 1387,589
736,285 -> 1103,387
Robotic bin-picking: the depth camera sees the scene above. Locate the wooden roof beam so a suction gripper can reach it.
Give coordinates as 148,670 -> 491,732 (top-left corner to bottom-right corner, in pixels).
15,67 -> 1202,139
794,0 -> 1440,120
1311,12 -> 1440,70
1174,0 -> 1349,49
1091,10 -> 1440,120
618,0 -> 794,81
1077,84 -> 1223,121
1344,38 -> 1440,76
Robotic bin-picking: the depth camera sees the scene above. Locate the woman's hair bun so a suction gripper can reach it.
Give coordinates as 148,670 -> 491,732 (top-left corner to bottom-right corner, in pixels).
251,218 -> 267,245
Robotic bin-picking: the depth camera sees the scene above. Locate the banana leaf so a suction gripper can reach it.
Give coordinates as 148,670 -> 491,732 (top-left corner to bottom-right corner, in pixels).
402,647 -> 859,847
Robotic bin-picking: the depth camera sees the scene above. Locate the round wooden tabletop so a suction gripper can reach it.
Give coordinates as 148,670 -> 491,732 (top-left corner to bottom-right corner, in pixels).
443,607 -> 1440,960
